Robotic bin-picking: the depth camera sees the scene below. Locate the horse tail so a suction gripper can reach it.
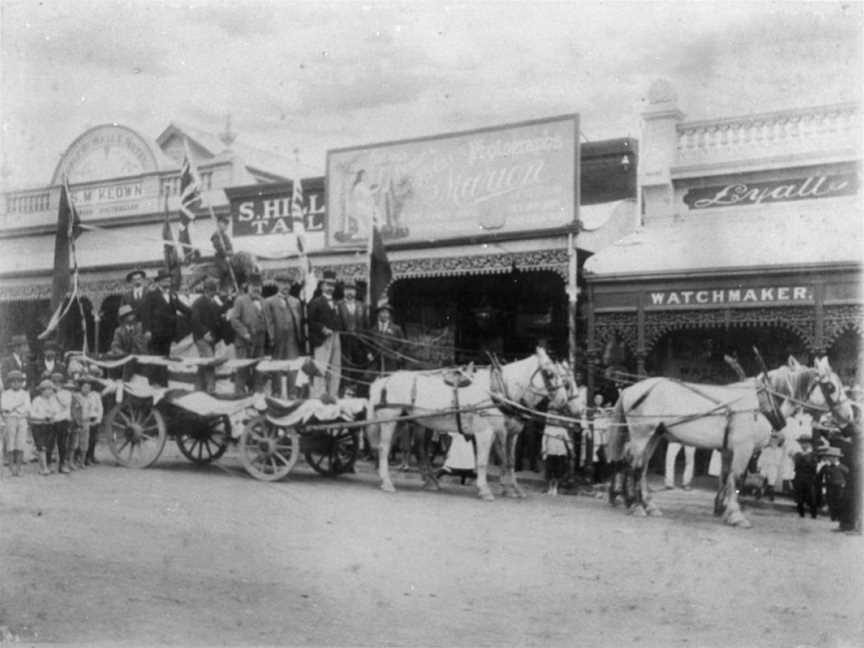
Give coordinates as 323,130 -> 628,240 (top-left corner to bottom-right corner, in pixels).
605,394 -> 630,463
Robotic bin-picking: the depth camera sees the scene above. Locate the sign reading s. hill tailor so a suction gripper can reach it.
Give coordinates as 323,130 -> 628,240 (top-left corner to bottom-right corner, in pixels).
326,115 -> 578,246
683,173 -> 857,210
231,189 -> 325,237
648,286 -> 813,308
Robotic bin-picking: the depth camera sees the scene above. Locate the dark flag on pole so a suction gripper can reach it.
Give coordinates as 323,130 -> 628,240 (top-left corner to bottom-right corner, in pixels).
368,224 -> 392,310
40,178 -> 82,340
162,194 -> 182,290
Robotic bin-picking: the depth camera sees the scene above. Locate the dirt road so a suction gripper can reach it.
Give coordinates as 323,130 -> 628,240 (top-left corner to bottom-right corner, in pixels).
1,447 -> 862,647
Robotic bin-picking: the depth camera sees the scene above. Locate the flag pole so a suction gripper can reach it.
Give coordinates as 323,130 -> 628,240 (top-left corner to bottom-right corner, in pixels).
66,175 -> 88,357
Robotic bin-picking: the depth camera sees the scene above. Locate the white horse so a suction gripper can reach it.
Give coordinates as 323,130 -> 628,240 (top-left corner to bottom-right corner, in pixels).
368,348 -> 573,501
605,356 -> 852,527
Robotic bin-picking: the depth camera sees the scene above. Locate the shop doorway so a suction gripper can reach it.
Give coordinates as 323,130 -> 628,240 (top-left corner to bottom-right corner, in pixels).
390,270 -> 567,365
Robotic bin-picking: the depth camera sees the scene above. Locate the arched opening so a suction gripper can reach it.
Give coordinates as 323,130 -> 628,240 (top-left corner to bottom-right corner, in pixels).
827,327 -> 863,387
390,270 -> 567,365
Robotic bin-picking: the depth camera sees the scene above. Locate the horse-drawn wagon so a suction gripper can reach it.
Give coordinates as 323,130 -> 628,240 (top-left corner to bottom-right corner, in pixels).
73,353 -> 367,482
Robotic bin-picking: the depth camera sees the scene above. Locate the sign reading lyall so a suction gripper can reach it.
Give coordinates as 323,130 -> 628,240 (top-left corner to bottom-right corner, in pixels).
326,115 -> 579,246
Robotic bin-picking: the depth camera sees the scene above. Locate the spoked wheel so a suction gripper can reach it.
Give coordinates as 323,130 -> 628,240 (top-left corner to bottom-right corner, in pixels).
304,425 -> 360,476
106,401 -> 167,468
239,416 -> 299,481
175,416 -> 229,465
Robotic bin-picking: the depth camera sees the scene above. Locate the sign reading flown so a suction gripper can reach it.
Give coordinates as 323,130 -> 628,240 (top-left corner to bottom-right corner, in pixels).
648,285 -> 813,308
326,115 -> 579,246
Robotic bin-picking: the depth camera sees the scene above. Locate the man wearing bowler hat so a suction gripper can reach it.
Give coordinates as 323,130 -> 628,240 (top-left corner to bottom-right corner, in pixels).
263,275 -> 305,360
337,278 -> 369,393
307,270 -> 343,398
367,302 -> 405,374
139,268 -> 191,356
120,268 -> 149,317
1,334 -> 31,387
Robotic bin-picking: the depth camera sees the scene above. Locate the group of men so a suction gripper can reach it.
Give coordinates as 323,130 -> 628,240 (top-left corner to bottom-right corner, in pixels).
108,266 -> 406,398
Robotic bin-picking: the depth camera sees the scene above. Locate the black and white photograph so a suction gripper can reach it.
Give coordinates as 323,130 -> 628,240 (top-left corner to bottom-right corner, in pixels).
0,1 -> 862,646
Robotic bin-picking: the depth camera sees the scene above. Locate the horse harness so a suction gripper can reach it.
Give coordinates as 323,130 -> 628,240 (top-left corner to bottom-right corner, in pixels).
375,370 -> 474,438
487,353 -> 558,424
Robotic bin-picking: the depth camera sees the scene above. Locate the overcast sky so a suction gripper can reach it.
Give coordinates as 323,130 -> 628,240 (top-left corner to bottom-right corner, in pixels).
1,0 -> 861,191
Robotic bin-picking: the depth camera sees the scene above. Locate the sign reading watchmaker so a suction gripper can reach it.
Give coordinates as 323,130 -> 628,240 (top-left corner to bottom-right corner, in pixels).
648,286 -> 813,308
683,173 -> 857,210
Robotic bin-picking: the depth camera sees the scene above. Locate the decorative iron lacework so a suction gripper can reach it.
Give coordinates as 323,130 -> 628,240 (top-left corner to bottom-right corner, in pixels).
823,304 -> 864,349
390,249 -> 570,280
593,312 -> 639,356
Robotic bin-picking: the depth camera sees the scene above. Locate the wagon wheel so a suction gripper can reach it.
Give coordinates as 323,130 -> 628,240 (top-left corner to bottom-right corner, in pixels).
304,425 -> 359,476
176,416 -> 229,465
239,415 -> 300,481
105,401 -> 167,468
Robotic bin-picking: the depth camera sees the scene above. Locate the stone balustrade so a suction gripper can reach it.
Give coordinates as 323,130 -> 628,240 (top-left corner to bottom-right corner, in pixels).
676,103 -> 861,167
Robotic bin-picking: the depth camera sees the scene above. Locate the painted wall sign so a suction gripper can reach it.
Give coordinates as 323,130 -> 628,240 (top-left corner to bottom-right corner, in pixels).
229,187 -> 326,256
648,285 -> 813,308
683,173 -> 857,210
52,124 -> 160,185
326,115 -> 578,246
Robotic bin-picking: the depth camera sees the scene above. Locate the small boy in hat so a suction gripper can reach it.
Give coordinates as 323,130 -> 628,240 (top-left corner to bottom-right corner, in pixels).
50,371 -> 74,474
792,435 -> 820,518
818,446 -> 849,523
30,379 -> 61,476
1,370 -> 31,476
71,375 -> 104,469
36,341 -> 64,382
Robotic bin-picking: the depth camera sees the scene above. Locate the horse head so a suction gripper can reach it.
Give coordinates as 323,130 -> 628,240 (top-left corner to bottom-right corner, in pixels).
765,356 -> 853,426
529,347 -> 571,411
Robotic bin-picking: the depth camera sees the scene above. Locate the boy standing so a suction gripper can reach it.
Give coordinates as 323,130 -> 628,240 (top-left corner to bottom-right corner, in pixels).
1,370 -> 30,476
51,372 -> 74,474
30,380 -> 60,476
71,376 -> 104,469
542,424 -> 572,496
818,447 -> 849,523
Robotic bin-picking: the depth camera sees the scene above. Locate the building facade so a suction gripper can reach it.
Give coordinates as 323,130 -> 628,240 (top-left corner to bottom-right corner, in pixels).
0,121 -> 299,349
584,82 -> 863,392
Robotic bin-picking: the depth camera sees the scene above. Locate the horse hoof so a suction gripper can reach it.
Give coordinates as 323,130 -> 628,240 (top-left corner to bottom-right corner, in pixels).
647,506 -> 664,517
422,481 -> 441,492
629,505 -> 647,517
380,483 -> 396,493
515,487 -> 528,499
726,511 -> 751,528
479,491 -> 495,502
504,489 -> 520,499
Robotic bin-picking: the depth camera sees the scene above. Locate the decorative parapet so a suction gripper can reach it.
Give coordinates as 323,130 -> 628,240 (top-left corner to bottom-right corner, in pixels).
676,103 -> 861,169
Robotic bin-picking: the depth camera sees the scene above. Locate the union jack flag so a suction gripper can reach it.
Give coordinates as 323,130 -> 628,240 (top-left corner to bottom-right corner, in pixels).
178,140 -> 202,263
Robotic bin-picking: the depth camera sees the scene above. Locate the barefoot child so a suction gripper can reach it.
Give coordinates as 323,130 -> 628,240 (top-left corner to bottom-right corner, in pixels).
1,370 -> 30,476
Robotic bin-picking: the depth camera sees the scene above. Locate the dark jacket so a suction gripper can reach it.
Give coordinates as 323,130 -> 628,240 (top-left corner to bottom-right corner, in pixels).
120,287 -> 148,318
1,353 -> 31,386
110,322 -> 148,355
337,299 -> 369,367
139,289 -> 191,341
368,322 -> 406,373
190,294 -> 227,343
307,296 -> 342,349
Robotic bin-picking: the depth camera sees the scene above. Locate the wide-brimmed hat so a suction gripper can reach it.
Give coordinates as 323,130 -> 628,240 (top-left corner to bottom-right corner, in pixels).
155,268 -> 173,282
126,268 -> 147,282
50,371 -> 65,382
7,334 -> 27,348
76,374 -> 102,389
823,446 -> 842,458
321,270 -> 337,285
342,278 -> 358,290
202,276 -> 220,292
117,304 -> 136,319
375,301 -> 394,315
6,369 -> 25,383
37,379 -> 56,392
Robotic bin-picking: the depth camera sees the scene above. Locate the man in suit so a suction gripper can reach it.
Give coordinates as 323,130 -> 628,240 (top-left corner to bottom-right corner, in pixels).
110,305 -> 147,356
190,277 -> 228,358
367,303 -> 405,374
229,274 -> 266,359
263,276 -> 305,360
139,269 -> 191,356
307,270 -> 343,398
120,268 -> 148,318
1,334 -> 31,388
337,279 -> 369,394
34,341 -> 65,382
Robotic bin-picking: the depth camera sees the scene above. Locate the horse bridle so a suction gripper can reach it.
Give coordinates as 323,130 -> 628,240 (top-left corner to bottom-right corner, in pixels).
759,368 -> 852,429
